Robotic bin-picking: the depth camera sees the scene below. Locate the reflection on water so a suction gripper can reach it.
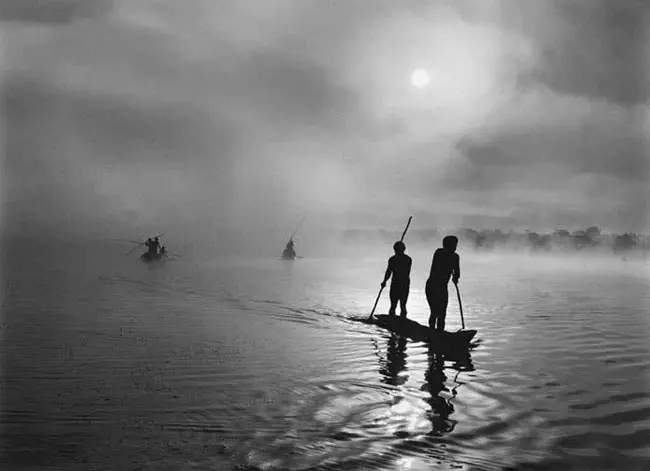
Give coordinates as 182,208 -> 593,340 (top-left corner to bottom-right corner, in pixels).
2,243 -> 649,470
423,347 -> 460,437
378,332 -> 475,439
379,334 -> 408,387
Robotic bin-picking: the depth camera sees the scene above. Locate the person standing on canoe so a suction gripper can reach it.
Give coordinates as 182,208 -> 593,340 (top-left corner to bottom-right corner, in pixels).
426,235 -> 460,332
381,241 -> 412,317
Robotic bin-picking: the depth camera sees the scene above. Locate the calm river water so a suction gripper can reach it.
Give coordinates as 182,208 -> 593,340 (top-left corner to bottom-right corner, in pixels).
2,241 -> 649,470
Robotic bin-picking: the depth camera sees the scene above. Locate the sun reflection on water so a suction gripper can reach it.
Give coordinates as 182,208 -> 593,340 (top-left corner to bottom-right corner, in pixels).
371,329 -> 475,441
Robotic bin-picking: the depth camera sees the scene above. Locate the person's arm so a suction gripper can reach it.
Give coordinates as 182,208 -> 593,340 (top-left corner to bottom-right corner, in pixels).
381,258 -> 393,287
452,254 -> 460,284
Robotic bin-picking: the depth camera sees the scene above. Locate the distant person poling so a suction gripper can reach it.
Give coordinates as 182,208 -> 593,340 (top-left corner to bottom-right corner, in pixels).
141,236 -> 166,262
281,238 -> 297,260
280,216 -> 305,260
143,236 -> 161,261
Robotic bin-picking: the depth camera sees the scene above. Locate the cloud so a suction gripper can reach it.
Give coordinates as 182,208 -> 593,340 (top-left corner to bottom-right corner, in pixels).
0,0 -> 111,24
2,0 -> 649,243
525,0 -> 649,106
456,90 -> 648,180
448,0 -> 650,105
340,0 -> 649,231
1,75 -> 239,236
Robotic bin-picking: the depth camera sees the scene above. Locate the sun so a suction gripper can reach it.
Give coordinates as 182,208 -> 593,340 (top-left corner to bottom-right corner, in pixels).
410,68 -> 430,88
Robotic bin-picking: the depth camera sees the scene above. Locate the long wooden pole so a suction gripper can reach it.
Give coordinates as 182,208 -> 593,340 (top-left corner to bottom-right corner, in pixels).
454,282 -> 465,330
368,216 -> 413,320
290,216 -> 306,240
124,243 -> 143,256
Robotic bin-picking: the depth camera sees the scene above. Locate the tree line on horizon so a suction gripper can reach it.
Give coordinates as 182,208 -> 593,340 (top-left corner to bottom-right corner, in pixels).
339,226 -> 649,255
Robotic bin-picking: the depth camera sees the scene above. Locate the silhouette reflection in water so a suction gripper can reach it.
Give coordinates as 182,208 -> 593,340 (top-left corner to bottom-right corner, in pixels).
378,333 -> 408,386
378,335 -> 474,436
422,347 -> 454,434
422,346 -> 474,435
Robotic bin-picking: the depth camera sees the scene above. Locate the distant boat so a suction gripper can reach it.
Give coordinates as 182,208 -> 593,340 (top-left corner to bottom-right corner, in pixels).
140,251 -> 168,263
119,233 -> 177,264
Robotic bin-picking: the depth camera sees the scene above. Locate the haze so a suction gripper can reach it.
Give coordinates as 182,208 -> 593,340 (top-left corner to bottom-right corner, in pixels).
2,0 -> 649,255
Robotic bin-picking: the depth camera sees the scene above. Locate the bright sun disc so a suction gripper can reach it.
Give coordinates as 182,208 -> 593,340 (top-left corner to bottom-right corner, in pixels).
411,69 -> 430,88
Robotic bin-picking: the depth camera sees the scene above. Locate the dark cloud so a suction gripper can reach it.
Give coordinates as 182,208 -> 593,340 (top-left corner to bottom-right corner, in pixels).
451,0 -> 650,105
3,76 -> 233,162
67,93 -> 238,165
0,0 -> 111,24
234,50 -> 361,136
531,0 -> 648,105
4,8 -> 365,140
1,74 -> 242,239
2,0 -> 648,239
2,75 -> 239,169
456,120 -> 647,181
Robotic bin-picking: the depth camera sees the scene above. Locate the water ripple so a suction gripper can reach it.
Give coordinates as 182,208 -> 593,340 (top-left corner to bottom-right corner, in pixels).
3,251 -> 650,470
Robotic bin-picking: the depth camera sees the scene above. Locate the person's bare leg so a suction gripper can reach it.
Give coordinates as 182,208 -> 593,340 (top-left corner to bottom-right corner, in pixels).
437,313 -> 445,332
389,299 -> 397,316
437,290 -> 449,332
426,288 -> 435,328
388,284 -> 398,316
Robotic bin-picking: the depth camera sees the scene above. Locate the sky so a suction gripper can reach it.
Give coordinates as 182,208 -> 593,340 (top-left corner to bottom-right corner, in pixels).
1,0 -> 649,251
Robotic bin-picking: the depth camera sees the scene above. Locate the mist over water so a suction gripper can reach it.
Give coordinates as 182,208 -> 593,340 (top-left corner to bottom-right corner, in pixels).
2,238 -> 649,470
2,1 -> 649,470
2,0 -> 648,247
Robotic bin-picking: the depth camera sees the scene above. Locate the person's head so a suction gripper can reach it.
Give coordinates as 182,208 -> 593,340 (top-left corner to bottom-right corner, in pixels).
155,237 -> 159,241
442,235 -> 458,252
393,241 -> 406,254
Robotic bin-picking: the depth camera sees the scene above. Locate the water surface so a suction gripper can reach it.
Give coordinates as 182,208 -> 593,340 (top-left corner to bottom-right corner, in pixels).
2,243 -> 649,470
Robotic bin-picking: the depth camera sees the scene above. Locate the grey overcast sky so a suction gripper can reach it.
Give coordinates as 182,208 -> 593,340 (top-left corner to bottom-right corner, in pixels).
2,0 -> 649,246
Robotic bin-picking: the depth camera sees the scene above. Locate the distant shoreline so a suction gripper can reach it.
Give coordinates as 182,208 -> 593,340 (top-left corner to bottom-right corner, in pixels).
338,226 -> 649,255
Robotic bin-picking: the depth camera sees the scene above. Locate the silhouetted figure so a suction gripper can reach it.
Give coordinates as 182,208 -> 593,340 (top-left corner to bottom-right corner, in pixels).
144,238 -> 156,256
282,238 -> 296,260
381,241 -> 412,317
159,246 -> 167,259
153,237 -> 161,255
426,236 -> 460,332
